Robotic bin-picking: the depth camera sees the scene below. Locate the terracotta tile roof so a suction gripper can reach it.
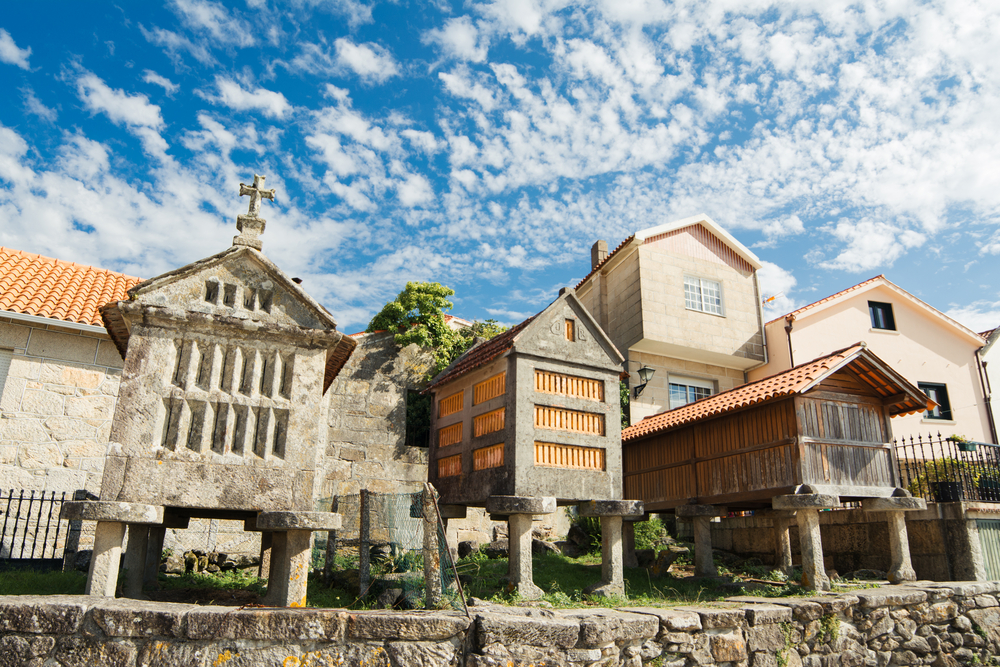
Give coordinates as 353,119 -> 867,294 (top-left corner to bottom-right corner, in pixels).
426,316 -> 536,390
622,343 -> 932,442
765,274 -> 884,326
574,235 -> 636,290
0,246 -> 141,327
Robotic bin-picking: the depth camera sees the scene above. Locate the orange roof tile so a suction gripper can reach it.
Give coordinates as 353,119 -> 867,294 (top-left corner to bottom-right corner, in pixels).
622,343 -> 932,442
765,274 -> 884,326
574,235 -> 636,290
426,316 -> 536,390
0,246 -> 140,327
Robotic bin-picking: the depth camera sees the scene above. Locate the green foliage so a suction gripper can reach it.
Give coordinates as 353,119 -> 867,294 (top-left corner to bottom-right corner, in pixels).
819,613 -> 840,643
908,457 -> 981,498
158,568 -> 266,595
367,281 -> 507,378
620,380 -> 630,428
0,568 -> 86,596
634,518 -> 668,551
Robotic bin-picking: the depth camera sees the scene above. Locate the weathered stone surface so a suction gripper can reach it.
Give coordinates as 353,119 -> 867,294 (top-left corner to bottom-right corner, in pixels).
187,607 -> 351,641
577,499 -> 644,517
675,606 -> 746,629
711,632 -> 748,662
255,511 -> 342,531
618,607 -> 702,632
350,611 -> 471,641
385,640 -> 460,667
748,624 -> 786,652
0,596 -> 88,634
486,496 -> 557,516
856,588 -> 928,608
60,501 -> 163,524
52,635 -> 137,667
90,599 -> 197,638
772,494 -> 839,510
562,609 -> 658,646
475,611 -> 579,649
741,603 -> 794,626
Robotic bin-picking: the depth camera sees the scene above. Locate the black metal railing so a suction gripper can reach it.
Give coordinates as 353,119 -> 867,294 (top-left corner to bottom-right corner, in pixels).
0,490 -> 71,571
894,433 -> 1000,503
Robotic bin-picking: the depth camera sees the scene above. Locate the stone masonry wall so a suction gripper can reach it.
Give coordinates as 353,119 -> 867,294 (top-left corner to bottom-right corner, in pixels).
0,317 -> 122,494
4,581 -> 1000,666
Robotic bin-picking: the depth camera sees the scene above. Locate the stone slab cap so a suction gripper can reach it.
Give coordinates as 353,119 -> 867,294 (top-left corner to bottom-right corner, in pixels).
60,501 -> 164,525
438,504 -> 467,519
486,495 -> 556,517
255,511 -> 342,531
675,504 -> 727,518
772,494 -> 839,510
578,500 -> 644,517
861,496 -> 927,512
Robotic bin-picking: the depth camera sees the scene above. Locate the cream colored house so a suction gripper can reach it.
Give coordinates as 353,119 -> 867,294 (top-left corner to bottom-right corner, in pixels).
576,214 -> 768,423
0,247 -> 137,493
748,276 -> 995,444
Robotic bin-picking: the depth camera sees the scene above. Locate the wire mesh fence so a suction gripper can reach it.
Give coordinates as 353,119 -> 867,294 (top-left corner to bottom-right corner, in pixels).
894,433 -> 1000,503
319,486 -> 465,612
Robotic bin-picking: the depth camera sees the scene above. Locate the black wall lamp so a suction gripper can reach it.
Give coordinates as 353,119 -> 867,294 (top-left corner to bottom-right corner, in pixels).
633,365 -> 655,398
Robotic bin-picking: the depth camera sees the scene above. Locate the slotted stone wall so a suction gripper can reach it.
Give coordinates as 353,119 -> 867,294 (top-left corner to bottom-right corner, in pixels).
3,582 -> 1000,666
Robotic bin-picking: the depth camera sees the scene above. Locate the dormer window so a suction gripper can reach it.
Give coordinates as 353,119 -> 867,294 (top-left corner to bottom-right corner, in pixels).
869,301 -> 896,330
565,319 -> 575,341
684,276 -> 724,315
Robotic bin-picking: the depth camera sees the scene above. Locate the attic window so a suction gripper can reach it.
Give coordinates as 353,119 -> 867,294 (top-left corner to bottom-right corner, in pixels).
205,281 -> 220,305
259,290 -> 273,313
869,301 -> 896,331
244,289 -> 257,310
223,284 -> 237,308
565,319 -> 575,341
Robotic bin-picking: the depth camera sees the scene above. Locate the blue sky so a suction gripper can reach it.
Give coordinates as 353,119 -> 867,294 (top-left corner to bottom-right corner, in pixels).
0,0 -> 998,333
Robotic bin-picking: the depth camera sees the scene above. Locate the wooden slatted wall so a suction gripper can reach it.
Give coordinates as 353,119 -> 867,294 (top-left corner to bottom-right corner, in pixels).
534,369 -> 604,401
474,408 -> 505,437
438,454 -> 462,478
438,422 -> 462,448
534,442 -> 605,470
534,406 -> 605,435
439,391 -> 463,418
473,443 -> 504,471
473,372 -> 506,405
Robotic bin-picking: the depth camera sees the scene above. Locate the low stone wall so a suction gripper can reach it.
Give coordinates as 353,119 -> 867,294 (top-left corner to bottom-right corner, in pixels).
3,581 -> 1000,666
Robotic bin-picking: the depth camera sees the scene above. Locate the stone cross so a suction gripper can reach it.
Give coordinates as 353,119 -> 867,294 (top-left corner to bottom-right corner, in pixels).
234,174 -> 276,251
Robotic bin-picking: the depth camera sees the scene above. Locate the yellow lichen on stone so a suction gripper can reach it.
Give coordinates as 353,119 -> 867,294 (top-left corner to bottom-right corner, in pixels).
213,649 -> 235,666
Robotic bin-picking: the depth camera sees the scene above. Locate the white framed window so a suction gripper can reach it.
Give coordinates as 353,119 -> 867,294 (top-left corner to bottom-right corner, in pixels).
684,276 -> 724,315
668,376 -> 715,410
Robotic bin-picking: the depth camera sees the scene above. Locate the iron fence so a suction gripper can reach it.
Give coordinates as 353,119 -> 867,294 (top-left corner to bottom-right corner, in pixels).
0,489 -> 70,571
894,433 -> 1000,503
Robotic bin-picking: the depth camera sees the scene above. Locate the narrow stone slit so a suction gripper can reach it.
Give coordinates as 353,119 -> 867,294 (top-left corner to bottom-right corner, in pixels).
172,339 -> 186,387
232,405 -> 248,455
259,290 -> 273,313
259,356 -> 270,396
279,355 -> 293,398
187,401 -> 207,452
161,397 -> 184,450
211,402 -> 228,454
196,343 -> 213,390
253,407 -> 268,458
205,280 -> 219,304
239,351 -> 254,395
223,284 -> 237,307
244,288 -> 257,310
272,409 -> 288,458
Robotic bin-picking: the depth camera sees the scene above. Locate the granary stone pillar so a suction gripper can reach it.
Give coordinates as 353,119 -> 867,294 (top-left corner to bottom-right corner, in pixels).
257,511 -> 342,607
423,484 -> 442,608
60,501 -> 164,597
122,525 -> 149,599
771,511 -> 795,578
676,505 -> 727,578
579,500 -> 644,597
487,496 -> 556,601
773,494 -> 839,591
861,495 -> 927,583
622,517 -> 640,568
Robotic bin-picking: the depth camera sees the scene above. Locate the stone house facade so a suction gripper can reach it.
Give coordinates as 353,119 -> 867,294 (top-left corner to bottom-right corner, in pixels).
574,214 -> 768,423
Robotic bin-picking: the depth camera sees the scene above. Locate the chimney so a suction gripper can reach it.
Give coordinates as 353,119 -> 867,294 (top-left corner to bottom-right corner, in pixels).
591,240 -> 608,269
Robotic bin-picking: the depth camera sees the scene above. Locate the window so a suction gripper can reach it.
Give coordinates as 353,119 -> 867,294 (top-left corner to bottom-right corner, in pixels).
869,301 -> 896,330
565,319 -> 575,341
405,390 -> 431,447
684,276 -> 723,315
668,376 -> 714,410
919,382 -> 952,420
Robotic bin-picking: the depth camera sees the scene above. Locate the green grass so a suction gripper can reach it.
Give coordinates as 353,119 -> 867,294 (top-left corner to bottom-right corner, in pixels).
0,568 -> 87,596
156,568 -> 266,595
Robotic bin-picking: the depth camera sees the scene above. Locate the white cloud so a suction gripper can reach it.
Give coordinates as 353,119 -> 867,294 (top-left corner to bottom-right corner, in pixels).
817,220 -> 927,273
334,39 -> 399,84
438,67 -> 497,111
143,70 -> 179,94
945,301 -> 1000,334
169,0 -> 255,47
396,173 -> 434,207
22,88 -> 56,122
0,29 -> 30,70
208,77 -> 292,118
76,73 -> 164,129
424,16 -> 489,62
757,260 -> 800,320
290,0 -> 373,28
140,25 -> 215,66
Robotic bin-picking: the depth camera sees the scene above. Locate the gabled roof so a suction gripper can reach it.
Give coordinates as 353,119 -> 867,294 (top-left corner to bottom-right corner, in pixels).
426,316 -> 535,390
982,327 -> 1000,355
0,246 -> 141,328
622,343 -> 933,442
766,275 -> 986,347
575,213 -> 761,290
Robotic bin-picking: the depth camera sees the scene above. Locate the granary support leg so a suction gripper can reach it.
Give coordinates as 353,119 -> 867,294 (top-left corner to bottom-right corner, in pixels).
773,494 -> 839,591
144,525 -> 166,589
622,519 -> 638,569
258,532 -> 273,580
580,500 -> 644,597
676,505 -> 726,578
486,496 -> 556,601
122,524 -> 150,598
257,511 -> 342,607
59,501 -> 164,598
422,484 -> 442,608
861,496 -> 927,584
772,512 -> 795,577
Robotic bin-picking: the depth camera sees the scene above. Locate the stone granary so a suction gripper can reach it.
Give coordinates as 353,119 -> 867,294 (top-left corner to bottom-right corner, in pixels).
426,288 -> 642,598
622,343 -> 934,590
61,175 -> 356,606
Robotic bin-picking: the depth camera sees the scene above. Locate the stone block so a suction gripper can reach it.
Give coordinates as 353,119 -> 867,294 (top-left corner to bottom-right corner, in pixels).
618,607 -> 701,632
349,611 -> 471,641
256,511 -> 342,531
577,499 -> 644,517
0,322 -> 30,348
44,418 -> 99,442
747,624 -> 786,652
96,341 -> 125,368
7,356 -> 40,380
862,497 -> 927,512
856,588 -> 927,608
21,389 -> 65,416
0,418 -> 51,443
0,596 -> 89,634
27,330 -> 98,364
61,501 -> 164,524
64,395 -> 115,419
52,635 -> 138,667
486,496 -> 556,516
91,599 -> 197,638
340,447 -> 366,461
187,607 -> 350,641
385,641 -> 460,666
773,494 -> 839,510
19,443 -> 63,468
475,611 -> 579,649
743,604 -> 794,626
675,606 -> 745,629
676,504 -> 727,517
